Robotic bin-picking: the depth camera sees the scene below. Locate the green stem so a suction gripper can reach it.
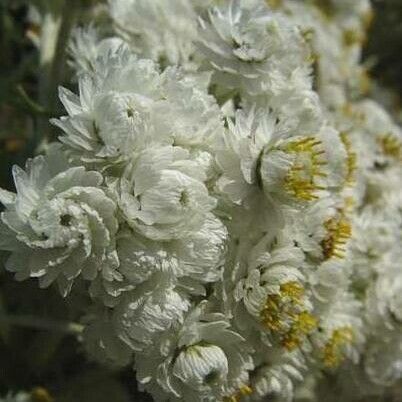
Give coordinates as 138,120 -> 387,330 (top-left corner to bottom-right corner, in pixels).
37,0 -> 80,145
16,85 -> 48,116
48,0 -> 80,105
2,314 -> 84,335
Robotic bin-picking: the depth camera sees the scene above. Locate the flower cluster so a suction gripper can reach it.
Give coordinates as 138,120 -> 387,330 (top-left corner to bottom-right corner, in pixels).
1,0 -> 402,401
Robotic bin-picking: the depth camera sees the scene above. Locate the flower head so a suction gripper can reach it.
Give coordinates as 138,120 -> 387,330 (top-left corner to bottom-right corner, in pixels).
111,146 -> 216,241
136,303 -> 254,401
0,145 -> 119,295
198,0 -> 310,96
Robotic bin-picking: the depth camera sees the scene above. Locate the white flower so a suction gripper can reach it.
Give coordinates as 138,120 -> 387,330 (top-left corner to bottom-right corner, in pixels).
365,331 -> 402,387
350,100 -> 402,170
0,146 -> 119,296
114,277 -> 191,353
265,68 -> 323,135
68,25 -> 126,77
311,290 -> 364,369
197,0 -> 310,97
110,146 -> 216,241
3,0 -> 402,400
53,45 -> 223,168
216,108 -> 274,206
349,205 -> 401,286
283,197 -> 354,263
109,0 -> 200,69
170,214 -> 228,284
135,303 -> 254,401
232,236 -> 316,352
89,213 -> 227,306
250,350 -> 305,402
365,259 -> 402,331
258,126 -> 346,205
282,0 -> 372,110
216,108 -> 346,212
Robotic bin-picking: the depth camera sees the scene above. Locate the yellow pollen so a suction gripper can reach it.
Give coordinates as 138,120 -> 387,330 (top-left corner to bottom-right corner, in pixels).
260,282 -> 316,350
313,0 -> 334,19
283,137 -> 327,202
239,385 -> 253,396
359,69 -> 371,95
340,132 -> 357,186
265,0 -> 282,9
223,385 -> 253,402
343,29 -> 366,47
321,214 -> 352,260
281,312 -> 318,351
322,327 -> 354,368
378,133 -> 402,161
280,281 -> 304,303
302,28 -> 315,45
343,196 -> 356,215
341,103 -> 365,122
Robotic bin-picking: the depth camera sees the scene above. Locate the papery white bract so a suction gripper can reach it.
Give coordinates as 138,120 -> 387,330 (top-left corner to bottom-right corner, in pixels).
135,303 -> 254,402
0,145 -> 119,296
1,0 -> 401,401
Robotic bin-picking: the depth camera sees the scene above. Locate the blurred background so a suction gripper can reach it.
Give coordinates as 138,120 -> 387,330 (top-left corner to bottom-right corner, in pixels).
0,1 -> 400,401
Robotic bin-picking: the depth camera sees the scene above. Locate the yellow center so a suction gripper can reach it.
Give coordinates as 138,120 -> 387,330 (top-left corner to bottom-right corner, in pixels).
260,281 -> 317,351
340,132 -> 357,186
378,133 -> 402,161
343,196 -> 356,215
343,29 -> 366,47
281,311 -> 318,351
265,0 -> 283,9
358,69 -> 371,95
282,137 -> 327,201
313,0 -> 335,19
321,214 -> 352,260
322,327 -> 354,368
223,385 -> 253,402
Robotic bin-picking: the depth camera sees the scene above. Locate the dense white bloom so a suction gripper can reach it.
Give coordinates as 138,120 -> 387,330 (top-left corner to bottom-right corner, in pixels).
365,331 -> 402,386
68,25 -> 126,77
135,303 -> 254,402
110,146 -> 216,241
216,108 -> 347,216
53,46 -> 223,169
349,205 -> 401,285
2,0 -> 401,400
231,236 -> 315,352
89,213 -> 227,306
109,0 -> 200,69
282,0 -> 372,110
0,146 -> 119,295
114,277 -> 191,353
198,0 -> 310,97
250,350 -> 305,402
311,290 -> 364,369
365,265 -> 402,330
